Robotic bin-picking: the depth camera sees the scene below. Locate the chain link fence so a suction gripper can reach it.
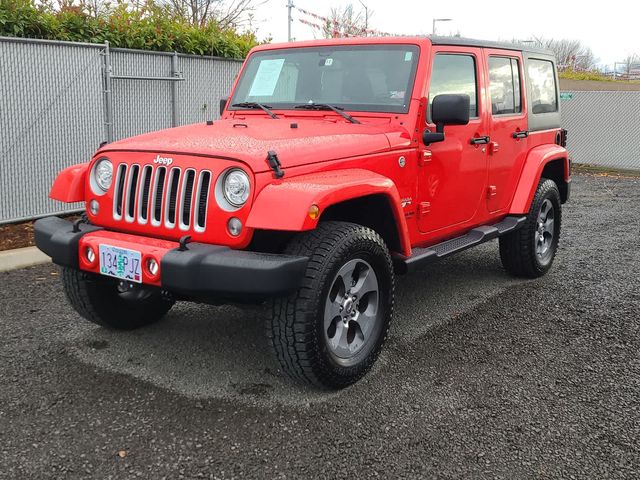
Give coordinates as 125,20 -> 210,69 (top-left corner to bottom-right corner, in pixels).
560,90 -> 640,170
1,37 -> 639,224
0,37 -> 242,224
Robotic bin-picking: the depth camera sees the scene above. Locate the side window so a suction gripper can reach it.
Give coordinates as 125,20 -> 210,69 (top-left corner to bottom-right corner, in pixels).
429,54 -> 478,119
488,57 -> 522,115
527,59 -> 558,114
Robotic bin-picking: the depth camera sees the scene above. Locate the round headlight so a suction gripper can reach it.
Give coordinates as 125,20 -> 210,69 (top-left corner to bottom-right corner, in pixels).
223,169 -> 250,207
93,158 -> 113,192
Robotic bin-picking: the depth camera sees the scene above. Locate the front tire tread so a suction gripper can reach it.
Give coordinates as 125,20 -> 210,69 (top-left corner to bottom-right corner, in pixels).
269,221 -> 394,389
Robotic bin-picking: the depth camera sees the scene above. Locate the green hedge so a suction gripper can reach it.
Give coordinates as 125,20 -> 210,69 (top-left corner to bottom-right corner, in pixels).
559,70 -> 615,82
0,0 -> 259,58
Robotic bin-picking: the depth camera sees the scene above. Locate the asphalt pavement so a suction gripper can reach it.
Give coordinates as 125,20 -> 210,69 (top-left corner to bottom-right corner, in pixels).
1,173 -> 639,479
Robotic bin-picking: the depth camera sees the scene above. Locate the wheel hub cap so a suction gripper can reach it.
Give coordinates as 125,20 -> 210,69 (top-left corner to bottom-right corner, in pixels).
324,259 -> 380,359
343,297 -> 354,315
536,199 -> 555,260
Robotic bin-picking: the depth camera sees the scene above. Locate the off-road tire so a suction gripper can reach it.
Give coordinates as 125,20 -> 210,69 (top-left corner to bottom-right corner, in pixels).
499,178 -> 562,278
269,221 -> 395,389
62,267 -> 174,330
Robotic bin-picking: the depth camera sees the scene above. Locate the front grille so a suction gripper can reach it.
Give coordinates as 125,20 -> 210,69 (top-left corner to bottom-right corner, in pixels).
180,169 -> 196,229
152,167 -> 166,225
196,171 -> 211,230
165,168 -> 181,227
138,165 -> 153,223
113,163 -> 211,232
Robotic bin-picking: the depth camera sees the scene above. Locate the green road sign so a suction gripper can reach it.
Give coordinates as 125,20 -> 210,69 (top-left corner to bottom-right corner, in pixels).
560,92 -> 573,100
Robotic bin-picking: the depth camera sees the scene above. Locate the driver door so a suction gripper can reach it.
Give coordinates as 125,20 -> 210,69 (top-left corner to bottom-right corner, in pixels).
418,47 -> 489,235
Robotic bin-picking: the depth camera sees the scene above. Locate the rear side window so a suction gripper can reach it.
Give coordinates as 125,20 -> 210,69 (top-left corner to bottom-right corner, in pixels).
527,59 -> 557,114
489,57 -> 522,115
429,54 -> 478,118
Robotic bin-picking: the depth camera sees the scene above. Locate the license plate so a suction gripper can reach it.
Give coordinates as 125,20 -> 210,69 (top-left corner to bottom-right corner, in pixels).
99,244 -> 142,283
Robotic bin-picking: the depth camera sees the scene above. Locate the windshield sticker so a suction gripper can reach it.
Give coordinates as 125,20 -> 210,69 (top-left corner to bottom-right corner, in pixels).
249,58 -> 285,97
404,51 -> 413,62
324,58 -> 333,66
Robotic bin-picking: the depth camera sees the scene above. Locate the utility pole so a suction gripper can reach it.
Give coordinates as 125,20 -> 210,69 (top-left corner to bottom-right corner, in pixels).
287,0 -> 294,42
358,0 -> 369,32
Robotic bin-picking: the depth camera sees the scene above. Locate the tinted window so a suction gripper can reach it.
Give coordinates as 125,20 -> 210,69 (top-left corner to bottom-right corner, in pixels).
489,57 -> 522,115
429,54 -> 478,118
229,45 -> 420,113
527,59 -> 557,114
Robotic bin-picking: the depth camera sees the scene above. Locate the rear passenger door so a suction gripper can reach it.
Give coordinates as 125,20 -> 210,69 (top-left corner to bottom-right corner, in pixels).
483,49 -> 528,213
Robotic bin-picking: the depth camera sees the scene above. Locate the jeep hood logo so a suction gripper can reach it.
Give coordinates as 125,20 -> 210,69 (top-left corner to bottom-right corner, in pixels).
153,155 -> 173,166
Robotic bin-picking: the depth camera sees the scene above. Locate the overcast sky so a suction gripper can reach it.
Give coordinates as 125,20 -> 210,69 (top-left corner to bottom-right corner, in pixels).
251,0 -> 640,67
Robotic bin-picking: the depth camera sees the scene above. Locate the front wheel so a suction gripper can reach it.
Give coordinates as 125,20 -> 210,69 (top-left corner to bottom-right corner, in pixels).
499,178 -> 562,278
62,267 -> 174,330
269,222 -> 394,389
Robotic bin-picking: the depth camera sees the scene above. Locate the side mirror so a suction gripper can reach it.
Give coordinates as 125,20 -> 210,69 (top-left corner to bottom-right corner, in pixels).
423,94 -> 470,145
220,98 -> 228,116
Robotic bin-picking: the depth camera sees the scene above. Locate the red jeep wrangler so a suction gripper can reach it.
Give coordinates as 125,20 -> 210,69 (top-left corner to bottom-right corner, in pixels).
35,37 -> 569,389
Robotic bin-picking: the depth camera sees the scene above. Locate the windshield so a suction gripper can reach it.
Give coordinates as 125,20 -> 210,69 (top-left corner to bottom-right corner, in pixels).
229,44 -> 420,114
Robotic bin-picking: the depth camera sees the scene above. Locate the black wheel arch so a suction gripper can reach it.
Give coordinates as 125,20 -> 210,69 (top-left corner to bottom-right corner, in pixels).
541,158 -> 570,203
318,194 -> 402,254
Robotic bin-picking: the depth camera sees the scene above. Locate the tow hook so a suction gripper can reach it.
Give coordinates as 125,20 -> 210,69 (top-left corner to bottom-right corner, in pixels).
72,213 -> 90,233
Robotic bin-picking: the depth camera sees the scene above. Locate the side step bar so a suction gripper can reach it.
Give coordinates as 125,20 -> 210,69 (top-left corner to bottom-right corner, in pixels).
395,216 -> 526,274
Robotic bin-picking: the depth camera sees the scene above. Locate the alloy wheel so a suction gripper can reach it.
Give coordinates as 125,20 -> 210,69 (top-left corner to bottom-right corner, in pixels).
324,259 -> 380,359
536,198 -> 555,262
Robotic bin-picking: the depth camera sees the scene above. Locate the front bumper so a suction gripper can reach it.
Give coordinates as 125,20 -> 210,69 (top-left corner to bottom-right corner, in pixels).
34,216 -> 309,299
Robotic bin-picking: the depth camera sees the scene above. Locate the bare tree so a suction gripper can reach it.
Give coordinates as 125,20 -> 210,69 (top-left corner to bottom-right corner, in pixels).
82,0 -> 113,17
322,4 -> 370,38
40,0 -> 110,16
166,0 -> 264,28
41,0 -> 148,17
517,37 -> 596,70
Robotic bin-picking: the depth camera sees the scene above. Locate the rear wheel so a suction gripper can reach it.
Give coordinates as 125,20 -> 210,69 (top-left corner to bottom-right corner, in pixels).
62,267 -> 174,330
499,178 -> 562,278
269,221 -> 394,389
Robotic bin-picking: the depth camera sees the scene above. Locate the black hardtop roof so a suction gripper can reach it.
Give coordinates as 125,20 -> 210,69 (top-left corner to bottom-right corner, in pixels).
430,36 -> 555,57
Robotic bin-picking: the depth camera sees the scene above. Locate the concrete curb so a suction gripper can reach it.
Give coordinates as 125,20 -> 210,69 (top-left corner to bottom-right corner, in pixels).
0,246 -> 51,272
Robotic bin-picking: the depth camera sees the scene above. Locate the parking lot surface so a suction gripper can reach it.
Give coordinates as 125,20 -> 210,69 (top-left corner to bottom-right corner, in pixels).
1,174 -> 639,479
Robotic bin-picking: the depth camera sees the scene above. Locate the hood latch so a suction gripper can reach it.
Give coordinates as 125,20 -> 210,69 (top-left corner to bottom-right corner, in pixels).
266,150 -> 285,179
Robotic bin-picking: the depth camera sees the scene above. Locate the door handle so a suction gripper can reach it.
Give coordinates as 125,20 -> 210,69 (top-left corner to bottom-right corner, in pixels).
470,136 -> 490,145
512,131 -> 529,139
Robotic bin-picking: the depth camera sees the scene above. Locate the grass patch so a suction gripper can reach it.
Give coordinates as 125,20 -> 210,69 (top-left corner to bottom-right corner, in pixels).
560,70 -> 640,84
573,163 -> 640,178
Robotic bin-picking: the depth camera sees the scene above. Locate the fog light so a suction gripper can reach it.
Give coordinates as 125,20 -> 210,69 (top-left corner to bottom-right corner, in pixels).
85,246 -> 96,264
89,199 -> 99,215
227,217 -> 243,236
146,258 -> 159,276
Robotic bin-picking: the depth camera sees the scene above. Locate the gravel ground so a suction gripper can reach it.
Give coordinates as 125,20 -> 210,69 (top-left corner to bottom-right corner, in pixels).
1,174 -> 639,479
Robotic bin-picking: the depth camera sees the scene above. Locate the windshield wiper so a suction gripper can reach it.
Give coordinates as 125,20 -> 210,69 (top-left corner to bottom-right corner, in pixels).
231,102 -> 279,119
294,104 -> 361,124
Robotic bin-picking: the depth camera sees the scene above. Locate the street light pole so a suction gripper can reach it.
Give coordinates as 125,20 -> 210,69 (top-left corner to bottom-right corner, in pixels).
287,0 -> 294,42
432,18 -> 453,35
